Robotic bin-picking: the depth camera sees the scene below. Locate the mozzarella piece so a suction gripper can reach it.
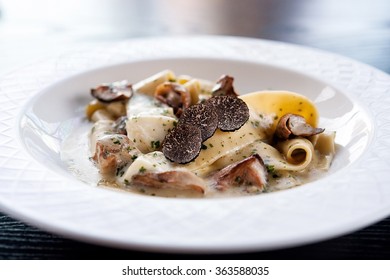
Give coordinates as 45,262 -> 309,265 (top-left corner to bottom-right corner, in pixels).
125,92 -> 177,153
89,120 -> 114,155
122,152 -> 173,183
133,69 -> 175,96
126,93 -> 175,118
126,115 -> 176,153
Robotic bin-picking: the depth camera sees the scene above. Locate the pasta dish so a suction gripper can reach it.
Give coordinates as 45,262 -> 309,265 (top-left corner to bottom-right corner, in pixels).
82,70 -> 336,197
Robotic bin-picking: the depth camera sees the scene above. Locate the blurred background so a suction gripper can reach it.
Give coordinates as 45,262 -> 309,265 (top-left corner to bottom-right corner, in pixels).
1,0 -> 390,259
1,0 -> 389,76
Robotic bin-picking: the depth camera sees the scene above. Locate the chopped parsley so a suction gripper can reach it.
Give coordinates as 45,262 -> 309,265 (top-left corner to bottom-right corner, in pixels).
139,166 -> 147,173
131,155 -> 138,161
116,166 -> 125,177
112,138 -> 121,145
266,164 -> 275,174
251,120 -> 260,128
151,140 -> 161,149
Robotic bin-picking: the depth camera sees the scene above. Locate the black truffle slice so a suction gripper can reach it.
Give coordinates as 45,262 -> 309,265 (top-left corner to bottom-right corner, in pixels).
179,103 -> 218,141
91,80 -> 133,103
207,96 -> 249,131
162,124 -> 202,164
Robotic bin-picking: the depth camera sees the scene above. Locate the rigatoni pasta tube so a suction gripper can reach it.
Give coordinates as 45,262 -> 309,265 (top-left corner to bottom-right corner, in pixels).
133,70 -> 175,96
210,139 -> 314,174
90,109 -> 115,122
182,79 -> 200,105
277,138 -> 314,168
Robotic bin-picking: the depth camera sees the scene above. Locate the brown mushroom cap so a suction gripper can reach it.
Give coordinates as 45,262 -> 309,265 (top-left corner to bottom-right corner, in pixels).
92,134 -> 135,178
132,170 -> 206,194
154,82 -> 191,117
275,113 -> 325,139
214,154 -> 268,191
91,80 -> 133,103
113,116 -> 128,135
212,75 -> 238,97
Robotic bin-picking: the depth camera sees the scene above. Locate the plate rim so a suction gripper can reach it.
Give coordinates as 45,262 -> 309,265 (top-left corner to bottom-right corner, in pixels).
1,35 -> 390,253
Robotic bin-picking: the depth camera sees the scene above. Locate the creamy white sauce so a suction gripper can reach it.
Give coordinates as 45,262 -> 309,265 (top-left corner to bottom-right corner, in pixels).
61,117 -> 332,198
61,77 -> 335,198
61,121 -> 99,186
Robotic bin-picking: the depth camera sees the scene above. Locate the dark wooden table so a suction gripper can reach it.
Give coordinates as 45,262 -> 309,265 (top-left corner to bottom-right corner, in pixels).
1,0 -> 390,259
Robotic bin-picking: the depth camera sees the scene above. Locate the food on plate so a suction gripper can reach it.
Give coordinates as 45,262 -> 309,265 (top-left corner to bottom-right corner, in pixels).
178,103 -> 218,141
275,113 -> 324,139
82,70 -> 336,197
162,123 -> 203,164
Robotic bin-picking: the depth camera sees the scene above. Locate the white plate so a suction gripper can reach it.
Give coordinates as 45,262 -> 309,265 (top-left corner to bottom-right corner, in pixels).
1,36 -> 390,253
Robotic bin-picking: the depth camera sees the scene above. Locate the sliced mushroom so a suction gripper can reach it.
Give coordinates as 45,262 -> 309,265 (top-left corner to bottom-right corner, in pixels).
211,75 -> 238,97
275,113 -> 325,139
154,82 -> 191,117
132,170 -> 206,194
92,134 -> 138,178
214,154 -> 268,192
113,116 -> 128,135
91,80 -> 133,103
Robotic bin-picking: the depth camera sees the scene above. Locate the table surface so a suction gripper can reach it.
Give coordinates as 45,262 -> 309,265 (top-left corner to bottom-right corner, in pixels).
0,0 -> 390,259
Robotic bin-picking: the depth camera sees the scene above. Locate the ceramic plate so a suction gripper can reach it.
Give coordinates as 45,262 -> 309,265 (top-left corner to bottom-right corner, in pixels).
1,36 -> 390,253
